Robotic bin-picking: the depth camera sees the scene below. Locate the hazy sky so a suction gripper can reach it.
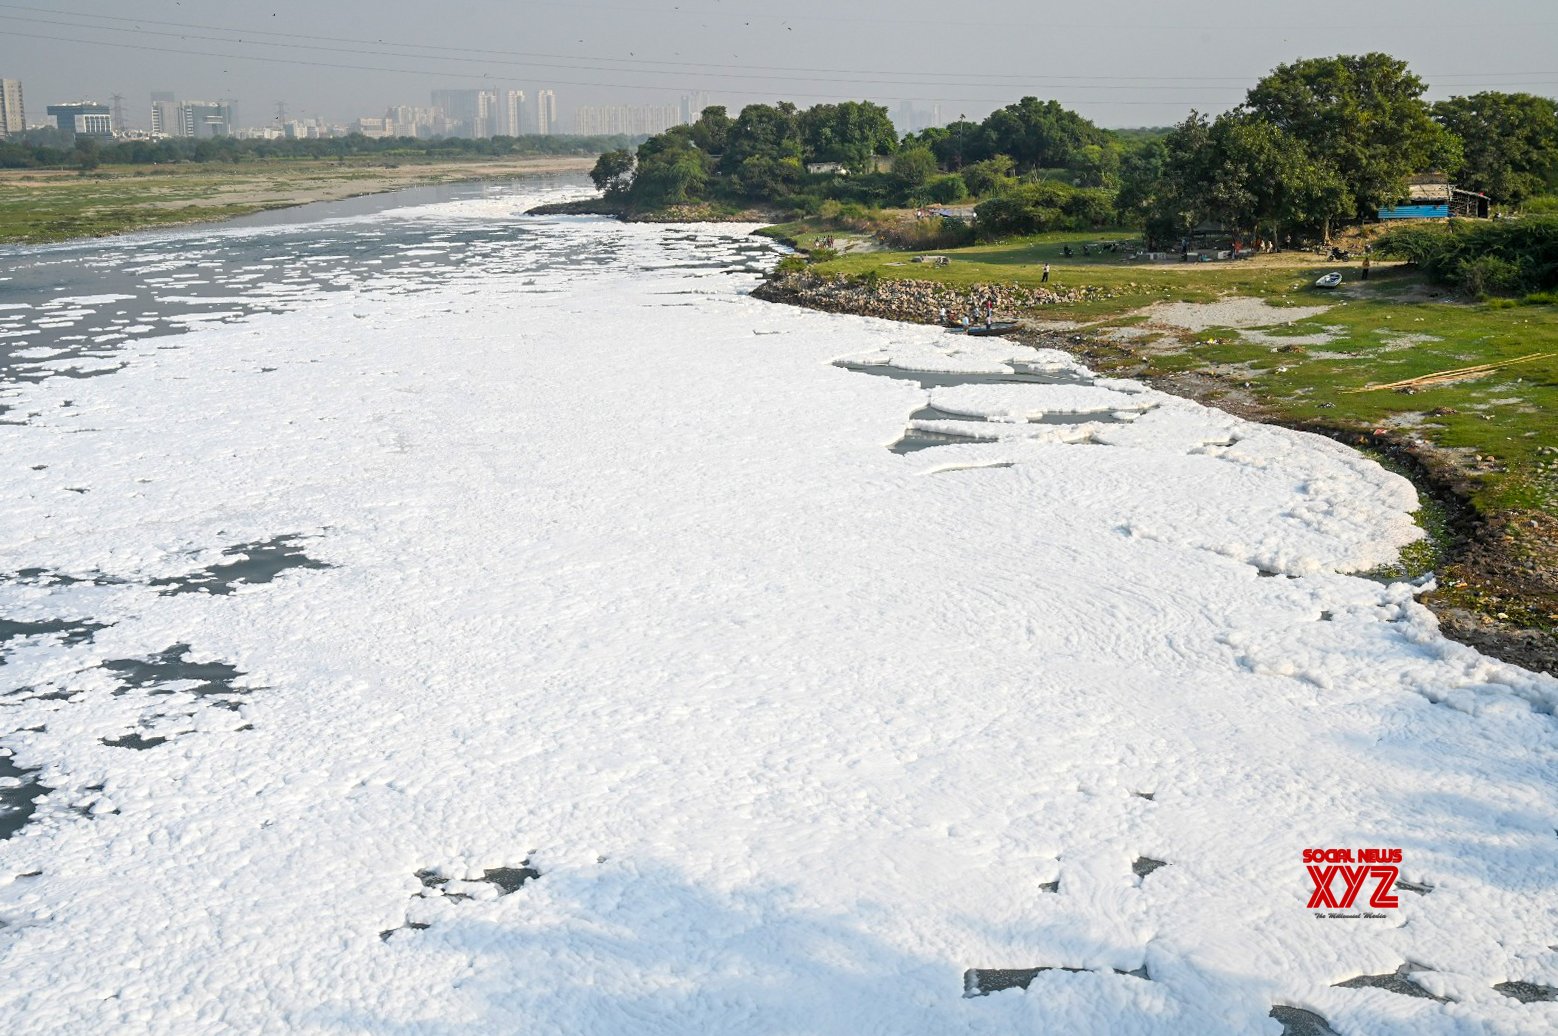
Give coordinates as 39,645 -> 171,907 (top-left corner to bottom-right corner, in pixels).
3,0 -> 1555,130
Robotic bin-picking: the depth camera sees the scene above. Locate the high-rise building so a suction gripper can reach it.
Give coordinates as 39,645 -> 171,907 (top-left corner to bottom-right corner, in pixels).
679,92 -> 709,125
536,90 -> 557,135
431,89 -> 484,136
386,105 -> 441,138
0,79 -> 24,138
177,101 -> 232,138
46,101 -> 113,137
150,91 -> 176,136
575,105 -> 681,136
497,90 -> 526,137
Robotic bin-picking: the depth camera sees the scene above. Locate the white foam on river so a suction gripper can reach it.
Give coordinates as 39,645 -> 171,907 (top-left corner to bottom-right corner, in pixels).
1,184 -> 1556,1035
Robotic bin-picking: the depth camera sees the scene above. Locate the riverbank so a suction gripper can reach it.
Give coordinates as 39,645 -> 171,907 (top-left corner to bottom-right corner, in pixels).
0,155 -> 598,244
754,263 -> 1558,674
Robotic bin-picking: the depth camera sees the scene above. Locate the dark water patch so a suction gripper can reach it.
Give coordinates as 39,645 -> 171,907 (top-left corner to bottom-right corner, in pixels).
102,644 -> 247,702
1132,857 -> 1167,879
1394,878 -> 1434,895
482,864 -> 541,894
1270,1005 -> 1341,1036
1334,964 -> 1450,1001
890,429 -> 995,454
12,567 -> 122,587
909,404 -> 1126,427
836,362 -> 1092,390
1134,791 -> 1156,801
0,750 -> 48,840
1038,879 -> 1060,893
965,964 -> 1149,997
379,922 -> 431,941
415,862 -> 540,900
100,732 -> 170,751
0,616 -> 109,652
1495,980 -> 1558,1002
151,535 -> 330,596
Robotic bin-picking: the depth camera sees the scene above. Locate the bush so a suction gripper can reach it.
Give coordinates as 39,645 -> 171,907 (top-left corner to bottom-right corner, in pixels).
1376,216 -> 1558,296
877,217 -> 976,251
775,254 -> 808,275
974,181 -> 1086,236
960,155 -> 1017,198
922,174 -> 970,204
1459,255 -> 1526,296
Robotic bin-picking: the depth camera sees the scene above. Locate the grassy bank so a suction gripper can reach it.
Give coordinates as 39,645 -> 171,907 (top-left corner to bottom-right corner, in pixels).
781,227 -> 1557,665
0,155 -> 597,244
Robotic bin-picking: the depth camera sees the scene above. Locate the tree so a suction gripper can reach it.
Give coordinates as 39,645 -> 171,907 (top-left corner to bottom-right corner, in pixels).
798,101 -> 896,171
1115,137 -> 1166,225
689,106 -> 732,155
981,97 -> 1106,172
910,119 -> 992,170
960,154 -> 1017,198
719,103 -> 802,175
891,146 -> 938,193
1244,53 -> 1459,222
1434,92 -> 1558,204
1068,142 -> 1121,188
590,149 -> 636,197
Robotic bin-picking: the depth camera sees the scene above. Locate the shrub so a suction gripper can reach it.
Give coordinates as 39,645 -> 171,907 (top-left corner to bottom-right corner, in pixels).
1459,255 -> 1526,297
922,174 -> 970,204
1376,216 -> 1558,295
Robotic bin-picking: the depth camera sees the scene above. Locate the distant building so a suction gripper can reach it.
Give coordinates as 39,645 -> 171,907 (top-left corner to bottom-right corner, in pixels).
150,91 -> 176,136
46,101 -> 113,137
386,104 -> 443,138
0,79 -> 25,138
353,116 -> 393,138
431,89 -> 484,136
177,101 -> 232,138
536,89 -> 557,135
496,90 -> 527,137
575,104 -> 680,136
680,92 -> 709,125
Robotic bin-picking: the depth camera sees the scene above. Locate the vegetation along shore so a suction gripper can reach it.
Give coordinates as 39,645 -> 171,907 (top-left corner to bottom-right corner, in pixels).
571,52 -> 1558,671
0,134 -> 630,244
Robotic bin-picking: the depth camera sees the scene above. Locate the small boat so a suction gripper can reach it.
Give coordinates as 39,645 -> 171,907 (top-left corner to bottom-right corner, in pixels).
964,321 -> 1022,337
1314,272 -> 1343,289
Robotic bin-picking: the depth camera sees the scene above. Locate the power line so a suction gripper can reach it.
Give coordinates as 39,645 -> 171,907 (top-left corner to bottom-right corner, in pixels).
0,3 -> 1552,88
0,28 -> 1269,105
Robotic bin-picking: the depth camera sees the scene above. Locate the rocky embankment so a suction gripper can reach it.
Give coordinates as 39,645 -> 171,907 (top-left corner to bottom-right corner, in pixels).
750,271 -> 1114,324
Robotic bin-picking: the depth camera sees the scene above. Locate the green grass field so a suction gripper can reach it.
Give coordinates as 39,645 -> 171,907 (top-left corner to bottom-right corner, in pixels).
0,157 -> 592,244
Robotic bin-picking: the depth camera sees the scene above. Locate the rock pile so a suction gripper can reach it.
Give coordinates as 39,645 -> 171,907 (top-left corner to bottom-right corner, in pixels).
752,272 -> 1114,324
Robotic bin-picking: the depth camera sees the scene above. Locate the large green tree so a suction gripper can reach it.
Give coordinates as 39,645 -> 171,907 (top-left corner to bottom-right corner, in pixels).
798,101 -> 897,171
1244,53 -> 1459,222
981,97 -> 1106,172
1434,92 -> 1558,204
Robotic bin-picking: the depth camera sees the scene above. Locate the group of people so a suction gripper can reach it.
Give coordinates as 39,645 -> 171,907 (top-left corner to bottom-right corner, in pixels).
940,295 -> 1001,329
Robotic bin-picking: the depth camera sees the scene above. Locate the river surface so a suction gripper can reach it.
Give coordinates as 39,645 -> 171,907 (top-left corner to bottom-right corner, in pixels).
2,174 -> 1556,1036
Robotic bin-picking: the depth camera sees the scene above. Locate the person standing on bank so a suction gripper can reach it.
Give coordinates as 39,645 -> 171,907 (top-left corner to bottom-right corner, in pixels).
1362,254 -> 1371,281
1041,263 -> 1050,283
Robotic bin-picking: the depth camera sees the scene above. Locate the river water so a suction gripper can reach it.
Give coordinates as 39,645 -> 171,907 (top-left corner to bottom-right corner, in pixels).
2,174 -> 1556,1035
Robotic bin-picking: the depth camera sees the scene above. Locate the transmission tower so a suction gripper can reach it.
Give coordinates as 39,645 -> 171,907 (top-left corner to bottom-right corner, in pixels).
275,100 -> 288,125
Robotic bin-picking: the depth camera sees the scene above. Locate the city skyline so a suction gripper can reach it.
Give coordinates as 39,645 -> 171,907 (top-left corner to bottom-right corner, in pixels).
1,0 -> 1553,134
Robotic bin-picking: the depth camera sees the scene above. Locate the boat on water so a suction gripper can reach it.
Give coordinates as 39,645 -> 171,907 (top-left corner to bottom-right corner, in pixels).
1314,272 -> 1343,289
949,320 -> 1022,337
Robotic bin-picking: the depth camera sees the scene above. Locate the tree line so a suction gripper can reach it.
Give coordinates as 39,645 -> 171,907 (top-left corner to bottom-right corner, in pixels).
592,53 -> 1558,246
0,131 -> 640,170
